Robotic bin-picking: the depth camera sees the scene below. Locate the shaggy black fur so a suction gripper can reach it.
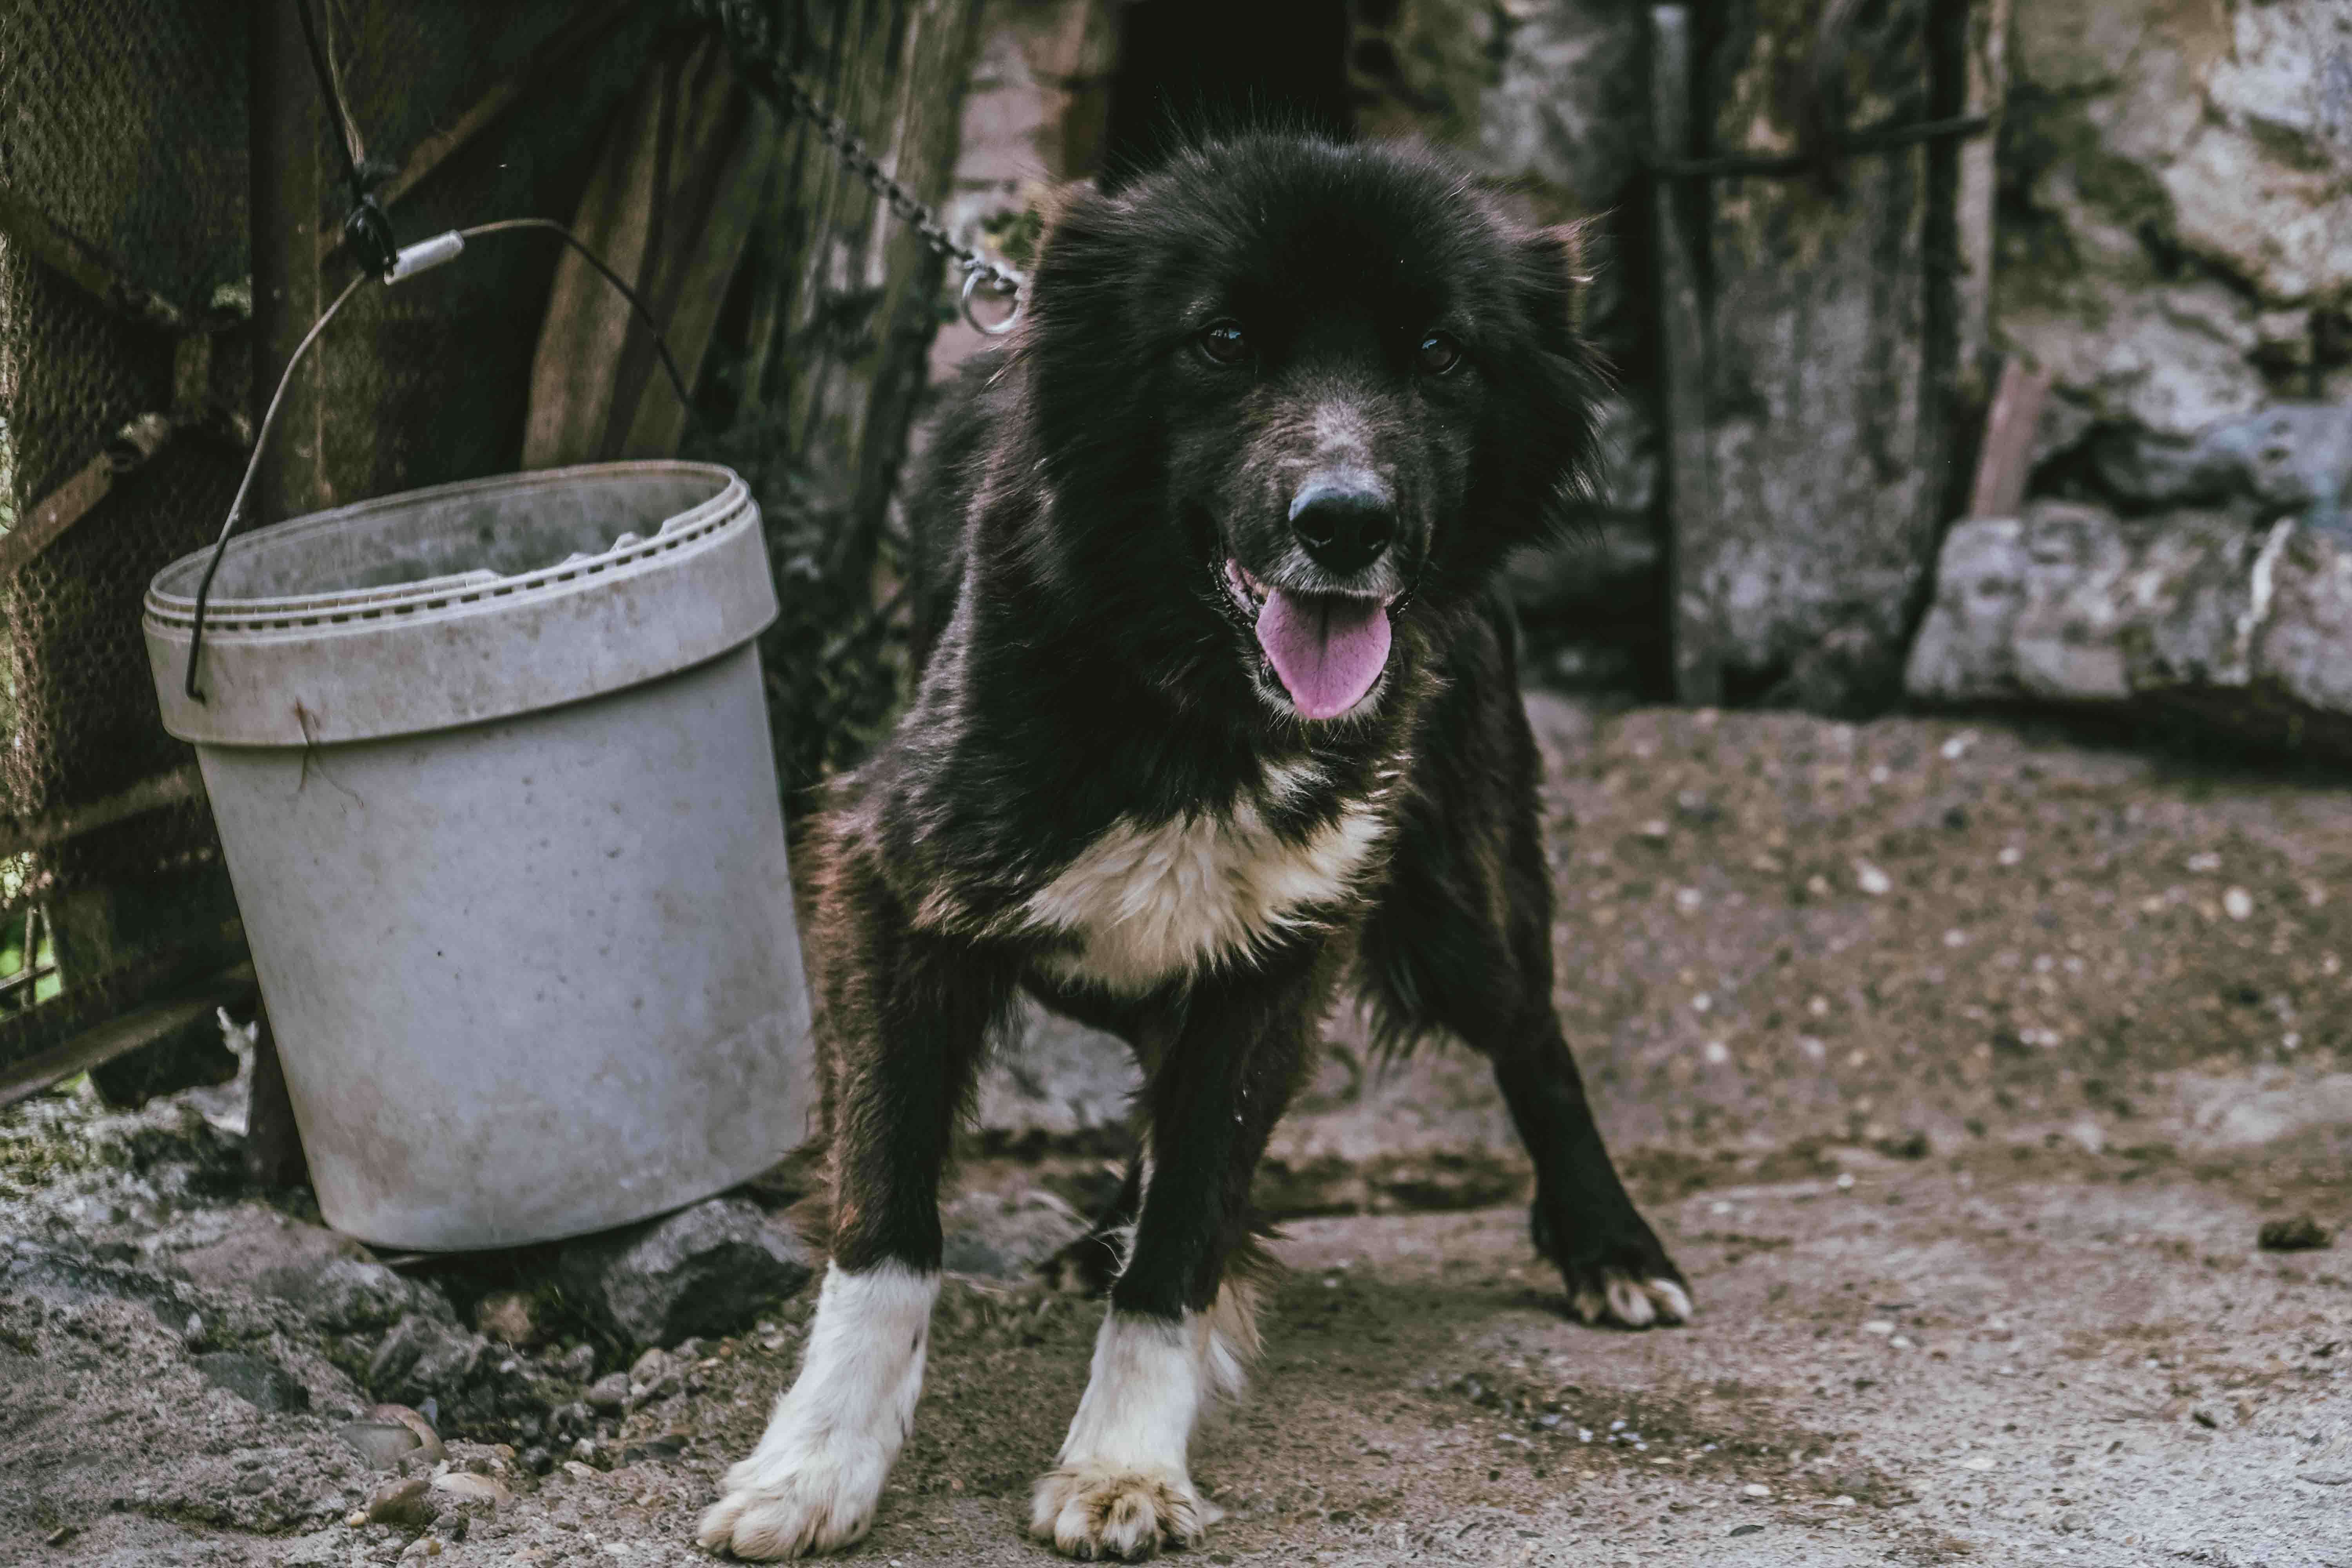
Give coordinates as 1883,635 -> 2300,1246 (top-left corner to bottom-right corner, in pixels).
806,133 -> 1684,1330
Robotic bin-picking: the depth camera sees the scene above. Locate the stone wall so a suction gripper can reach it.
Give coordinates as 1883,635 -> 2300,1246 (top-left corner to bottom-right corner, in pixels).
1908,2 -> 2352,756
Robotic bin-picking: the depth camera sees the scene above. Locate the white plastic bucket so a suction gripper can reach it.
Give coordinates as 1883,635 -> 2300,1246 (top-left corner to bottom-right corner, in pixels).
142,461 -> 815,1251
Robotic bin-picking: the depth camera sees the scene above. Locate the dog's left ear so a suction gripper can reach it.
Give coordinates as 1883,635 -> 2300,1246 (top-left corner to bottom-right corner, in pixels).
1523,218 -> 1597,335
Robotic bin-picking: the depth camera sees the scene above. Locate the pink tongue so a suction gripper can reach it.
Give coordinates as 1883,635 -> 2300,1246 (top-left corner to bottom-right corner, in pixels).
1255,588 -> 1392,719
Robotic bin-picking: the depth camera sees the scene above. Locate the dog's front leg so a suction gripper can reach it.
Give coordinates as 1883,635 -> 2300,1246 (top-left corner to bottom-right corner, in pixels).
1030,955 -> 1325,1561
700,848 -> 1011,1561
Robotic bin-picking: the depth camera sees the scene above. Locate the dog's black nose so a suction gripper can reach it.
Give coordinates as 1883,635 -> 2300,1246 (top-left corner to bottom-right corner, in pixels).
1289,476 -> 1395,577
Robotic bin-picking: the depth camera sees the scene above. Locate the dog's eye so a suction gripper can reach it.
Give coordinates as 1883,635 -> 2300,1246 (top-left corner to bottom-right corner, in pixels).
1198,320 -> 1250,365
1417,332 -> 1463,375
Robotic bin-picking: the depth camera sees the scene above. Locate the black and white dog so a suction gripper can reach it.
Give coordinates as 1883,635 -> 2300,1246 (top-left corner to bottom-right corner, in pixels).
699,133 -> 1688,1562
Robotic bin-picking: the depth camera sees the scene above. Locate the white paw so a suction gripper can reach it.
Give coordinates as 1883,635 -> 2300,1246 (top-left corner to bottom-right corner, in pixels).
696,1442 -> 890,1560
1568,1269 -> 1693,1328
1029,1462 -> 1221,1561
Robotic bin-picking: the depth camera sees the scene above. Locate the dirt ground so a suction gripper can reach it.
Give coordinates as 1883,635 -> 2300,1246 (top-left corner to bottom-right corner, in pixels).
4,697 -> 2350,1568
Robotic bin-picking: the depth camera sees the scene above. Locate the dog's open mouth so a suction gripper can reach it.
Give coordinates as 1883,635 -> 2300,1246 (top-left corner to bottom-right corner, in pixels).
1223,557 -> 1395,721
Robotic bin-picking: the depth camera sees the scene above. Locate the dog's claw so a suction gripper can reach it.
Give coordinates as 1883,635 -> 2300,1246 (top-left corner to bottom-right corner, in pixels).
1567,1267 -> 1693,1329
1030,1464 -> 1215,1561
697,1446 -> 887,1560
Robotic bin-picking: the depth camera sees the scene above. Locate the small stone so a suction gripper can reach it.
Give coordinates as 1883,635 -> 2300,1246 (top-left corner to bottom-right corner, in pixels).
335,1422 -> 424,1472
553,1343 -> 596,1382
474,1290 -> 542,1348
364,1477 -> 438,1529
585,1372 -> 631,1412
621,1430 -> 690,1464
572,1437 -> 599,1463
519,1446 -> 554,1476
2258,1215 -> 2333,1252
43,1526 -> 77,1547
628,1347 -> 675,1384
2223,887 -> 2254,921
558,1198 -> 815,1350
1831,1495 -> 1855,1507
1741,1483 -> 1771,1499
562,1460 -> 597,1482
1729,1523 -> 1764,1537
1854,860 -> 1892,896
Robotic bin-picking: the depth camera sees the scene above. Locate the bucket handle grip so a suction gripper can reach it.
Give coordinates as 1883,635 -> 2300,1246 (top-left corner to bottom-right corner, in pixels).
184,220 -> 695,701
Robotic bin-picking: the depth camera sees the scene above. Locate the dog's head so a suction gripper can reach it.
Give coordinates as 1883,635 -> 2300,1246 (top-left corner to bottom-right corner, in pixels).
1018,134 -> 1604,725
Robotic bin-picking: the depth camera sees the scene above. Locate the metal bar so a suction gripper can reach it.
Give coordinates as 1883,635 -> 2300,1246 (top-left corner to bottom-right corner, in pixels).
1651,5 -> 1719,706
0,184 -> 192,333
0,414 -> 176,584
0,964 -> 258,1109
1649,112 -> 1993,181
317,0 -> 649,266
0,766 -> 207,859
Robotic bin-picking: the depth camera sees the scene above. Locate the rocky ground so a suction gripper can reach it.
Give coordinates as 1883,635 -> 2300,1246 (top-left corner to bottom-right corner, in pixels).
4,695 -> 2349,1568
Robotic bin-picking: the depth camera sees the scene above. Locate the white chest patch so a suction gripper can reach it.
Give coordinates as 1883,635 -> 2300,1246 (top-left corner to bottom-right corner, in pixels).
1024,789 -> 1389,995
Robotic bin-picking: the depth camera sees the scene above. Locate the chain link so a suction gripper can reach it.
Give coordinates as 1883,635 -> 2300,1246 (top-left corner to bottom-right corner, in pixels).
693,0 -> 1026,332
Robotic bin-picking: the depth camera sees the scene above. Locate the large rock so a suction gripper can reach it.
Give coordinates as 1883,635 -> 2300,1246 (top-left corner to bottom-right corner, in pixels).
557,1197 -> 814,1350
2086,402 -> 2352,529
1906,501 -> 2352,756
2000,0 -> 2352,472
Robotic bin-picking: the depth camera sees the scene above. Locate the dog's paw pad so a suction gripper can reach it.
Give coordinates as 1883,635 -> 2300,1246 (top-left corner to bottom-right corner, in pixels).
1569,1269 -> 1692,1329
697,1457 -> 881,1560
1029,1463 -> 1210,1561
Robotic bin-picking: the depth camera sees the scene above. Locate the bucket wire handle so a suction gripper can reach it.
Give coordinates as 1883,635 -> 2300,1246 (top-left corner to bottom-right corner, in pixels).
182,220 -> 695,702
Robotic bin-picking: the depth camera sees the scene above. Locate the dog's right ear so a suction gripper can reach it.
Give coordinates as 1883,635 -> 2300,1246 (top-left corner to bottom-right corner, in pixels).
1521,218 -> 1599,337
1029,183 -> 1129,282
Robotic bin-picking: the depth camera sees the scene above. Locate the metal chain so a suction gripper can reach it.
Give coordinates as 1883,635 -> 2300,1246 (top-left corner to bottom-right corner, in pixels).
693,0 -> 1026,334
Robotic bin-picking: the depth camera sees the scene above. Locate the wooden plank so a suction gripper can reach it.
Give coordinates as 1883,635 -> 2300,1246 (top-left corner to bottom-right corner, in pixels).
317,0 -> 648,267
1966,358 -> 2051,520
0,766 -> 203,859
0,415 -> 175,585
0,183 -> 190,334
0,921 -> 247,1079
0,965 -> 258,1109
1649,5 -> 1718,705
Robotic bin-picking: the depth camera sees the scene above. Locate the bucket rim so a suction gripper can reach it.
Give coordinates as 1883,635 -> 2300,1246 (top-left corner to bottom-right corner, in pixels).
143,460 -> 751,633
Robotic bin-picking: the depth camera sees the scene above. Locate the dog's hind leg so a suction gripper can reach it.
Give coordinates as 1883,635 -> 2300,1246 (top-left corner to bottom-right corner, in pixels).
1364,655 -> 1690,1330
1029,958 -> 1324,1561
699,837 -> 1013,1561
